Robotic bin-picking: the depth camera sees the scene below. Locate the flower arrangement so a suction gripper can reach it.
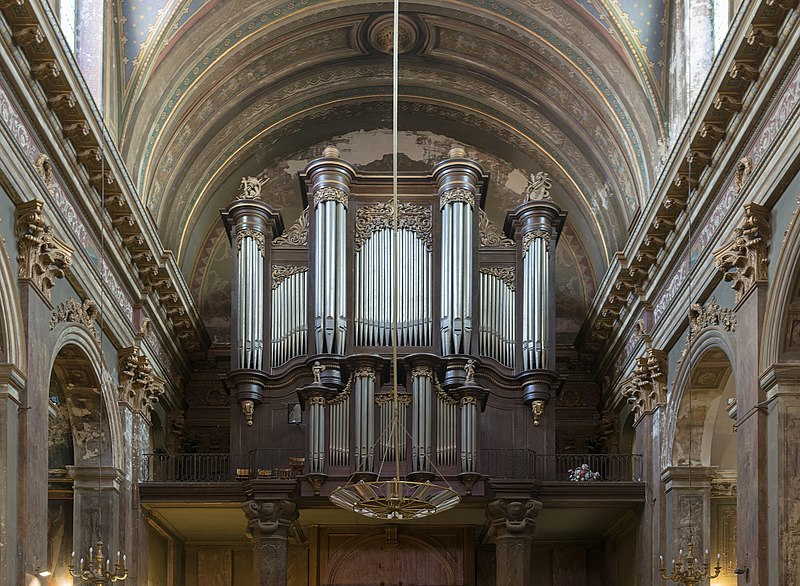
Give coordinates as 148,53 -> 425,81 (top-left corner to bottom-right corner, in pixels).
567,463 -> 601,481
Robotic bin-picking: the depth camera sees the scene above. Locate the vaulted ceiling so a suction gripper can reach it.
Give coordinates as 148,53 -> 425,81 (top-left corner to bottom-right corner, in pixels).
109,0 -> 670,344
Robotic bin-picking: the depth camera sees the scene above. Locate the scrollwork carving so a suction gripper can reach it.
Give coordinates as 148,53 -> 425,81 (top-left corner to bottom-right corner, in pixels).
238,175 -> 267,200
479,209 -> 514,248
439,188 -> 475,209
118,347 -> 165,417
50,298 -> 99,340
682,297 -> 736,360
524,172 -> 553,201
313,186 -> 348,208
354,366 -> 376,380
272,208 -> 308,247
354,202 -> 433,251
411,366 -> 433,378
622,348 -> 667,422
480,267 -> 515,290
522,229 -> 552,253
236,228 -> 265,256
272,265 -> 307,289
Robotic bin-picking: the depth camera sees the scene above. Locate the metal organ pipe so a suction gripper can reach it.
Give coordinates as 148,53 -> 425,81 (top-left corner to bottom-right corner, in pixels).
411,366 -> 433,472
353,367 -> 376,472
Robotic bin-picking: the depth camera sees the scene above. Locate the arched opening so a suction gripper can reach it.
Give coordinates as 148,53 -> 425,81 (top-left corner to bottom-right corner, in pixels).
47,343 -> 115,583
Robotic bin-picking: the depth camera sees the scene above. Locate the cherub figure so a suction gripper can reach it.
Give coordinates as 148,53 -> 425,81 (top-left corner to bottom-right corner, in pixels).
311,361 -> 325,384
465,359 -> 476,383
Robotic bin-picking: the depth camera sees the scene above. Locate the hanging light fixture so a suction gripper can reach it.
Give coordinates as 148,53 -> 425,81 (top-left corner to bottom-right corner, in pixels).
657,156 -> 721,585
67,147 -> 128,583
329,0 -> 460,520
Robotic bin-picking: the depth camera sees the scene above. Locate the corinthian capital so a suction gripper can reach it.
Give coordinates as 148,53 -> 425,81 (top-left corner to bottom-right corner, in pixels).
714,203 -> 770,303
15,200 -> 72,301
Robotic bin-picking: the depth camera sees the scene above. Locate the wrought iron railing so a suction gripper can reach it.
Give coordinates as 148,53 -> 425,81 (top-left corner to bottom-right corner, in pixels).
141,449 -> 305,482
479,450 -> 642,482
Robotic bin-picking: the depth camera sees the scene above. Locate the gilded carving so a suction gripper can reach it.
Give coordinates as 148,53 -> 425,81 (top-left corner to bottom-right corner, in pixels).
15,200 -> 72,301
236,228 -> 265,256
31,61 -> 60,81
49,298 -> 100,341
272,208 -> 308,247
308,396 -> 327,407
375,393 -> 412,406
12,25 -> 43,46
478,209 -> 514,248
461,395 -> 479,407
354,366 -> 376,380
313,186 -> 348,208
439,188 -> 475,209
241,399 -> 255,426
531,399 -> 545,427
272,265 -> 307,289
354,201 -> 432,251
714,203 -> 770,303
412,366 -> 433,378
480,267 -> 515,290
118,347 -> 165,416
524,171 -> 553,201
522,229 -> 552,253
327,376 -> 352,405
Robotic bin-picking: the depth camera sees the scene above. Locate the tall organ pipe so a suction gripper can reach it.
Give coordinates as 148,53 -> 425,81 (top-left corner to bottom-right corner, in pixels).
433,147 -> 485,356
304,146 -> 355,356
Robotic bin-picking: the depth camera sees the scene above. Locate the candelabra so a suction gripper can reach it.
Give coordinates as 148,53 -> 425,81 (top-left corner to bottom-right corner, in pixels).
68,540 -> 128,584
660,543 -> 721,585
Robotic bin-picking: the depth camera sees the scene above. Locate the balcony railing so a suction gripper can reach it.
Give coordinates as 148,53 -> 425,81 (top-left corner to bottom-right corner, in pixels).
141,450 -> 642,483
141,449 -> 305,482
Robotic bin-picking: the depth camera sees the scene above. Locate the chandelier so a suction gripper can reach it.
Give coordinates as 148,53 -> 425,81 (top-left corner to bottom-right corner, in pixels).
68,540 -> 128,584
329,0 -> 461,520
660,543 -> 721,585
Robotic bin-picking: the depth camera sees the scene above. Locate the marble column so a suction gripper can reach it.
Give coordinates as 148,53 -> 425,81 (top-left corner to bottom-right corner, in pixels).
242,499 -> 299,586
661,466 -> 716,565
762,364 -> 800,585
0,366 -> 24,584
486,498 -> 543,586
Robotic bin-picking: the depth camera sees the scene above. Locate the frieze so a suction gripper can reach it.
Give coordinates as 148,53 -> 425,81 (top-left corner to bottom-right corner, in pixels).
354,202 -> 433,252
272,208 -> 308,247
50,298 -> 100,341
480,267 -> 515,291
479,209 -> 514,248
272,265 -> 307,289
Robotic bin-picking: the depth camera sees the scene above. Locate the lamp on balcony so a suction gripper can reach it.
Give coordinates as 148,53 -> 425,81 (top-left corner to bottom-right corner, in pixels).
329,0 -> 460,520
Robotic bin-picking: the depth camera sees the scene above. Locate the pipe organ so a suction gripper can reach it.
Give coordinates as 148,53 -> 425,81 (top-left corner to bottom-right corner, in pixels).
224,147 -> 565,483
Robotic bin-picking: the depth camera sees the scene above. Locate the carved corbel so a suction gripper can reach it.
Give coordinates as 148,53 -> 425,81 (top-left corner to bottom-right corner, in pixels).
686,151 -> 711,166
77,148 -> 102,165
12,25 -> 43,46
486,499 -> 543,537
699,123 -> 726,141
242,499 -> 299,540
47,93 -> 76,111
123,234 -> 145,248
652,215 -> 675,231
15,200 -> 73,301
713,203 -> 770,303
0,0 -> 25,8
63,121 -> 90,139
729,61 -> 759,83
713,94 -> 742,113
643,233 -> 666,248
765,0 -> 797,9
31,61 -> 60,81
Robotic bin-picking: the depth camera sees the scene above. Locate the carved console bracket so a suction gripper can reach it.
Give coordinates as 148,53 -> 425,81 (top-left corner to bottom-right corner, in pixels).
621,348 -> 667,423
15,200 -> 72,302
714,203 -> 770,304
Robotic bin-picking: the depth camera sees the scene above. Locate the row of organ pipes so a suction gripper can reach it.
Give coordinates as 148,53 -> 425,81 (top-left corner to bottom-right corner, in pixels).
223,146 -> 564,477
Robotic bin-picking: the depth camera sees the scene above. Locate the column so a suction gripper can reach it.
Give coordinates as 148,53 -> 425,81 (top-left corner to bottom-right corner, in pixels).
504,173 -> 565,451
0,367 -> 23,584
714,203 -> 769,584
221,178 -> 283,437
661,466 -> 716,566
762,364 -> 800,585
304,146 -> 354,356
433,147 -> 484,356
486,498 -> 543,586
242,499 -> 299,586
633,408 -> 666,586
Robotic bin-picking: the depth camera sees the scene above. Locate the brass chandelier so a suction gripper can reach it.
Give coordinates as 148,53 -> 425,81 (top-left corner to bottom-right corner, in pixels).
329,0 -> 460,521
660,544 -> 721,585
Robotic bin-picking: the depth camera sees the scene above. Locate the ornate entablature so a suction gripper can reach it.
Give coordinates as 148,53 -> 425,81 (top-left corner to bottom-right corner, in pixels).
354,201 -> 433,251
714,203 -> 770,303
622,347 -> 667,422
15,200 -> 72,302
118,347 -> 165,417
49,298 -> 100,341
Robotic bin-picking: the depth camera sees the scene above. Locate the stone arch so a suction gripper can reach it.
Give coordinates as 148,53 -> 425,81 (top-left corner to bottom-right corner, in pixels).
48,324 -> 124,472
762,205 -> 800,366
666,328 -> 736,468
0,233 -> 26,373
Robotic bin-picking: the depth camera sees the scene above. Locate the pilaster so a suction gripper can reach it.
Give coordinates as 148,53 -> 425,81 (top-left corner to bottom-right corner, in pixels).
486,496 -> 543,586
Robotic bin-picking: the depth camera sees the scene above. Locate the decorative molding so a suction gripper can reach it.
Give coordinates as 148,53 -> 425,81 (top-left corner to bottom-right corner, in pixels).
479,210 -> 514,248
487,498 -> 543,536
522,229 -> 552,253
354,366 -> 376,380
15,200 -> 72,301
714,203 -> 770,303
271,265 -> 307,289
439,188 -> 475,209
622,348 -> 667,422
524,171 -> 553,201
272,208 -> 308,247
354,201 -> 432,251
375,393 -> 412,406
236,228 -> 265,256
411,366 -> 433,378
480,267 -> 515,290
243,499 -> 298,540
711,478 -> 737,497
313,186 -> 348,208
118,347 -> 165,416
49,298 -> 99,340
681,297 -> 736,361
327,376 -> 353,406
